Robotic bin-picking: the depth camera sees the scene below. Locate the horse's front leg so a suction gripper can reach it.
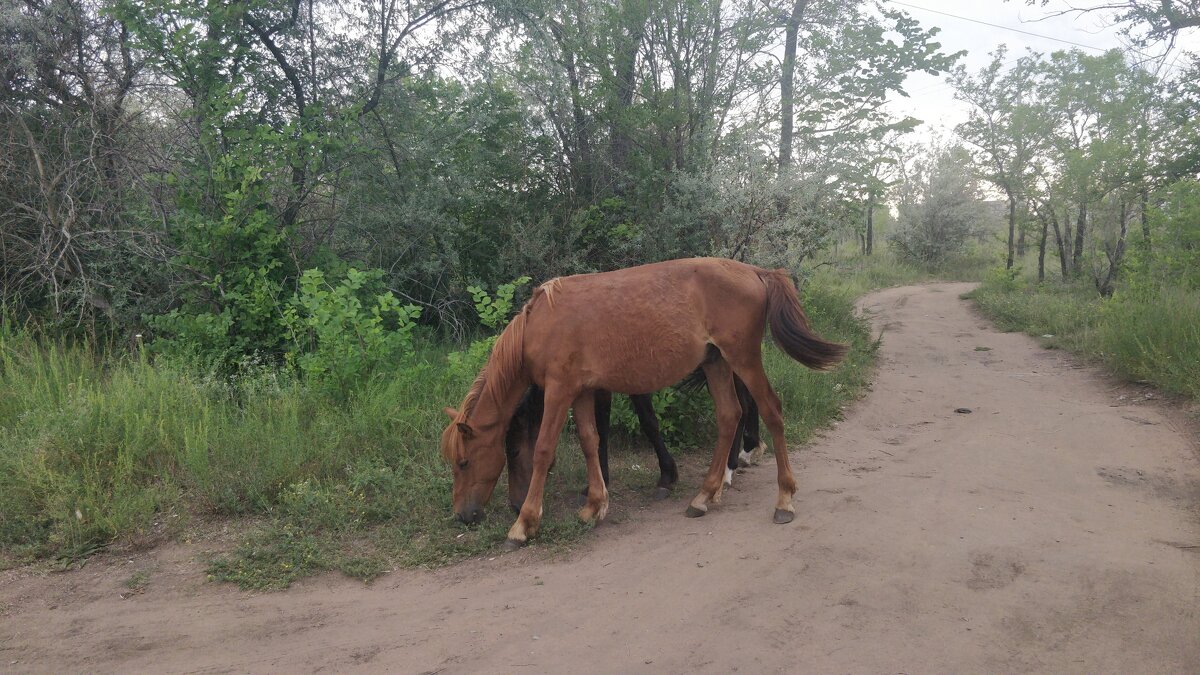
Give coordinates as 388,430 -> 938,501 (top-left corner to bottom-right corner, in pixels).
573,391 -> 609,523
505,386 -> 572,550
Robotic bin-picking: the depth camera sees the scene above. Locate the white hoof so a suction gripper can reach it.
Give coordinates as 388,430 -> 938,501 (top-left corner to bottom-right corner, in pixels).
723,466 -> 734,488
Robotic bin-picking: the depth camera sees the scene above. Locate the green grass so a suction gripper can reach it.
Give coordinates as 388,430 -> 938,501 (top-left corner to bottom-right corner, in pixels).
0,252 -> 978,588
970,271 -> 1200,401
0,332 -> 493,573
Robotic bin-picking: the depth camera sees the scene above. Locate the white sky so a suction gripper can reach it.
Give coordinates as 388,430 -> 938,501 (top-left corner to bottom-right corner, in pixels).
881,0 -> 1200,141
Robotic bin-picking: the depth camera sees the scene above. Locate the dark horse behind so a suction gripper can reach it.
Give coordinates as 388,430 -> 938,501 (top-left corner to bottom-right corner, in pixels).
504,376 -> 763,513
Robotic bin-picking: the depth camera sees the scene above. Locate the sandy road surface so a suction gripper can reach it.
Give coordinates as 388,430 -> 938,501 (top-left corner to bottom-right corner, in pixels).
2,282 -> 1198,674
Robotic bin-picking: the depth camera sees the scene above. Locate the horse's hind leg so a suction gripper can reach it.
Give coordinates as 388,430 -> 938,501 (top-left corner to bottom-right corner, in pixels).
572,391 -> 609,523
728,362 -> 796,524
735,377 -> 766,467
686,356 -> 742,518
631,393 -> 679,498
506,386 -> 573,548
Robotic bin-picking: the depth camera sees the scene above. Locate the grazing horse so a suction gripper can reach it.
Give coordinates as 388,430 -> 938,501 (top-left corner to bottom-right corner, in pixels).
504,379 -> 765,513
440,257 -> 846,549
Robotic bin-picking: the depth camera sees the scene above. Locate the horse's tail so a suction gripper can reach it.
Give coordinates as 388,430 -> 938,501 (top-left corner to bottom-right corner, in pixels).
757,269 -> 847,371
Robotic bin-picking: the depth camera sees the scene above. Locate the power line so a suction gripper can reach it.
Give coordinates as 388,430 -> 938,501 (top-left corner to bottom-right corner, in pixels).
885,0 -> 1109,53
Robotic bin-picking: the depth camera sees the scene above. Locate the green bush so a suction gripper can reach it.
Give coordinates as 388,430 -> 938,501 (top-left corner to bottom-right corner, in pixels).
283,268 -> 421,396
468,276 -> 531,329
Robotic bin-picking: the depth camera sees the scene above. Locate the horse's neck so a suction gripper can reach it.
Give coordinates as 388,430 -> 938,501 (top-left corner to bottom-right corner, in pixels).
472,372 -> 532,432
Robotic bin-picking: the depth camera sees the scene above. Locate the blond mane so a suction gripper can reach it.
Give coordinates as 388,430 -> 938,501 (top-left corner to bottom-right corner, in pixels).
460,291 -> 542,423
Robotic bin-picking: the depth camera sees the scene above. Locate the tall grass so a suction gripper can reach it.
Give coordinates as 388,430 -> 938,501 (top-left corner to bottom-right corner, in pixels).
0,332 -> 472,567
970,273 -> 1200,400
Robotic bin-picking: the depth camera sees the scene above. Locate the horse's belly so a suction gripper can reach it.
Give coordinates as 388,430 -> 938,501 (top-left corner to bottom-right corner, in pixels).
581,337 -> 709,395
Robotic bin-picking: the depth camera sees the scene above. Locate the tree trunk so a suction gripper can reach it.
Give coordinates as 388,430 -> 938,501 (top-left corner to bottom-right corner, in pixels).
1097,199 -> 1129,297
610,0 -> 648,193
1005,193 -> 1016,269
865,191 -> 875,255
1016,206 -> 1026,257
1140,188 -> 1150,244
778,0 -> 810,172
1072,201 -> 1087,276
1048,206 -> 1069,279
1037,212 -> 1047,282
549,20 -> 594,199
694,0 -> 724,157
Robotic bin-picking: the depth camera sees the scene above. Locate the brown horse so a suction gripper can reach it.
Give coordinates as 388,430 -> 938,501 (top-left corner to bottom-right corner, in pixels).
440,257 -> 845,549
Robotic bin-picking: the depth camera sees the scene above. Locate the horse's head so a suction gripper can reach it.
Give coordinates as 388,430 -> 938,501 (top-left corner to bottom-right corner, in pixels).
441,407 -> 507,525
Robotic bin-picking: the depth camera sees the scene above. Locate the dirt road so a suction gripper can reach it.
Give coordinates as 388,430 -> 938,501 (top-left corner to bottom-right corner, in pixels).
3,282 -> 1198,673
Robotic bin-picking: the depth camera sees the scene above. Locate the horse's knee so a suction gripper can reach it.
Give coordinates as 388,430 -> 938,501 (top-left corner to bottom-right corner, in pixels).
577,425 -> 600,450
759,400 -> 784,429
716,405 -> 742,430
531,445 -> 557,473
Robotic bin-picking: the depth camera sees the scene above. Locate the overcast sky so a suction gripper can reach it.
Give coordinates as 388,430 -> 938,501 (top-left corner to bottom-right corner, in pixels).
881,0 -> 1200,141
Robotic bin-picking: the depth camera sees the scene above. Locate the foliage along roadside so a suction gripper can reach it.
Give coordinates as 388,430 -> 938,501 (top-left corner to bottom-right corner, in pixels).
967,177 -> 1200,403
968,270 -> 1200,402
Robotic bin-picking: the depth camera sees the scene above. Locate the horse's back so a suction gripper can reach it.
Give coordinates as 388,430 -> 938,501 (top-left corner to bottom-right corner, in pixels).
521,258 -> 768,394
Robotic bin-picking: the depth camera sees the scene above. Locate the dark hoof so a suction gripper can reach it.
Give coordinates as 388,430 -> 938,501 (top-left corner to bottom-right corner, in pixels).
773,509 -> 795,524
652,487 -> 672,500
501,538 -> 525,552
685,505 -> 707,518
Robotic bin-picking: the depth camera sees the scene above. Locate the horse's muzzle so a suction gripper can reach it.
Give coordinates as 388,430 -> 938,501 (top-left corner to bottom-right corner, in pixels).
456,507 -> 485,525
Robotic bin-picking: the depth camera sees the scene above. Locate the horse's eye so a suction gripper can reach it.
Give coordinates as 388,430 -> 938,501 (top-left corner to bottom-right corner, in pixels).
458,459 -> 469,470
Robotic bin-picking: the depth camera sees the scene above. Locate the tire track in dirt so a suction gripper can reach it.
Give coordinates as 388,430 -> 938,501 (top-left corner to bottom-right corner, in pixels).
2,282 -> 1198,673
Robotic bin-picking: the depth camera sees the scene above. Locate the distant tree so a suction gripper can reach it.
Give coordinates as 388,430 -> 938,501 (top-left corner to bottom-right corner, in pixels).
952,48 -> 1051,270
890,143 -> 985,264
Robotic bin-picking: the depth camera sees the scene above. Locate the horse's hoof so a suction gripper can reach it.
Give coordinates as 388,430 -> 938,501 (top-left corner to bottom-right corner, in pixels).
578,504 -> 606,523
685,505 -> 707,518
652,487 -> 672,500
773,508 -> 795,524
501,538 -> 525,552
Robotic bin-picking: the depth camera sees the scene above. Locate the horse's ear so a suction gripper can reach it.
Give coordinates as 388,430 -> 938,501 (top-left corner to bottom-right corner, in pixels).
457,422 -> 475,439
443,406 -> 459,420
